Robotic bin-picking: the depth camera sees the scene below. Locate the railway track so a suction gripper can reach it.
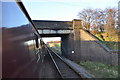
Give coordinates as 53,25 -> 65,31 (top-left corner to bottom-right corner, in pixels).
45,46 -> 83,79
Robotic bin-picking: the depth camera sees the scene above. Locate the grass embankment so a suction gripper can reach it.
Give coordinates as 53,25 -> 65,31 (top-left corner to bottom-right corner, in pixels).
48,43 -> 61,54
50,47 -> 61,54
94,33 -> 119,50
78,61 -> 118,78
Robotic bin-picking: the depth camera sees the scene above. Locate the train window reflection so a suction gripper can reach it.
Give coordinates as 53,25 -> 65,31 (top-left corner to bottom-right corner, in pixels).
2,2 -> 29,28
24,40 -> 34,46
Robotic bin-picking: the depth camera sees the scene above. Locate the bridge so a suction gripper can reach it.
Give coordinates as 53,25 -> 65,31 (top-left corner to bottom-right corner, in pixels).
33,19 -> 82,60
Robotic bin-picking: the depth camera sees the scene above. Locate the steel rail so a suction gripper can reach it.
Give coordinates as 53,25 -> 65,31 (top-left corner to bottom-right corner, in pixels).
45,46 -> 83,79
49,47 -> 83,78
45,46 -> 63,78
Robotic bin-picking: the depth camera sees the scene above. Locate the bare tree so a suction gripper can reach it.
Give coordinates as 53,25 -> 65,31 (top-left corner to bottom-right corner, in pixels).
78,8 -> 117,34
104,8 -> 117,37
92,9 -> 105,32
78,8 -> 105,33
78,8 -> 94,31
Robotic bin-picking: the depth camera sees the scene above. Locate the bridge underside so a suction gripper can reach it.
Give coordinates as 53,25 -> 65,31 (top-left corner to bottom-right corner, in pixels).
40,33 -> 73,57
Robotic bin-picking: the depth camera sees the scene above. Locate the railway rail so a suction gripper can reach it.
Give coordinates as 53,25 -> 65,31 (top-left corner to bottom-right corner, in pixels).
45,46 -> 83,79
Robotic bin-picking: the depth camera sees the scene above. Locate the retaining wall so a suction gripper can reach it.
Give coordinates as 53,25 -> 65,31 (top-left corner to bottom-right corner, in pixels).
72,29 -> 118,65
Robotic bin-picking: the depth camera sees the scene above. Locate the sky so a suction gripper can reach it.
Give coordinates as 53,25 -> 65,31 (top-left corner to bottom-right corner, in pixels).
23,0 -> 119,21
22,0 -> 119,42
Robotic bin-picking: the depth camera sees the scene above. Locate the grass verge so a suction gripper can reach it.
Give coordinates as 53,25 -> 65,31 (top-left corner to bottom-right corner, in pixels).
78,61 -> 118,78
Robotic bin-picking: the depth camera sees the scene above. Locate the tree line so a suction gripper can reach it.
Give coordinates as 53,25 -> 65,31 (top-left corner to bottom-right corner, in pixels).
77,8 -> 119,39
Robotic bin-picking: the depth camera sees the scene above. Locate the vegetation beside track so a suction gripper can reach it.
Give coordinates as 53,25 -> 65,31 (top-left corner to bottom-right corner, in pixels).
78,61 -> 118,78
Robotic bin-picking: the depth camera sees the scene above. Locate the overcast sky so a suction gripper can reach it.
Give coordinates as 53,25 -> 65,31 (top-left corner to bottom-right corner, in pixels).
23,0 -> 119,21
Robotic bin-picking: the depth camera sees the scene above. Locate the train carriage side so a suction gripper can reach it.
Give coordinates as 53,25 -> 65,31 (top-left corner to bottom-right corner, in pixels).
2,1 -> 40,78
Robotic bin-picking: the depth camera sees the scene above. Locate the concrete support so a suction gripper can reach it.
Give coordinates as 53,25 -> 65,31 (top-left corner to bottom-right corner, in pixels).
61,35 -> 68,57
61,30 -> 81,61
61,19 -> 82,61
71,19 -> 82,61
72,29 -> 81,61
61,33 -> 74,58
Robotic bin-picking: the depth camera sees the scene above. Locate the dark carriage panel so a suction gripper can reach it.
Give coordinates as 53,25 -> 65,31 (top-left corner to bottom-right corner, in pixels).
2,2 -> 39,78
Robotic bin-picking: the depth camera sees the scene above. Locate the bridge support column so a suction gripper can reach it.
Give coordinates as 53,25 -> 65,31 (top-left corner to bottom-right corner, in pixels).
61,35 -> 67,57
72,29 -> 81,61
61,33 -> 74,58
61,19 -> 82,62
70,19 -> 82,61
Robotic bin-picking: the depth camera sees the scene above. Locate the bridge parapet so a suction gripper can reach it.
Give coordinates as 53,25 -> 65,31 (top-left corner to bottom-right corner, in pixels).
33,20 -> 73,30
